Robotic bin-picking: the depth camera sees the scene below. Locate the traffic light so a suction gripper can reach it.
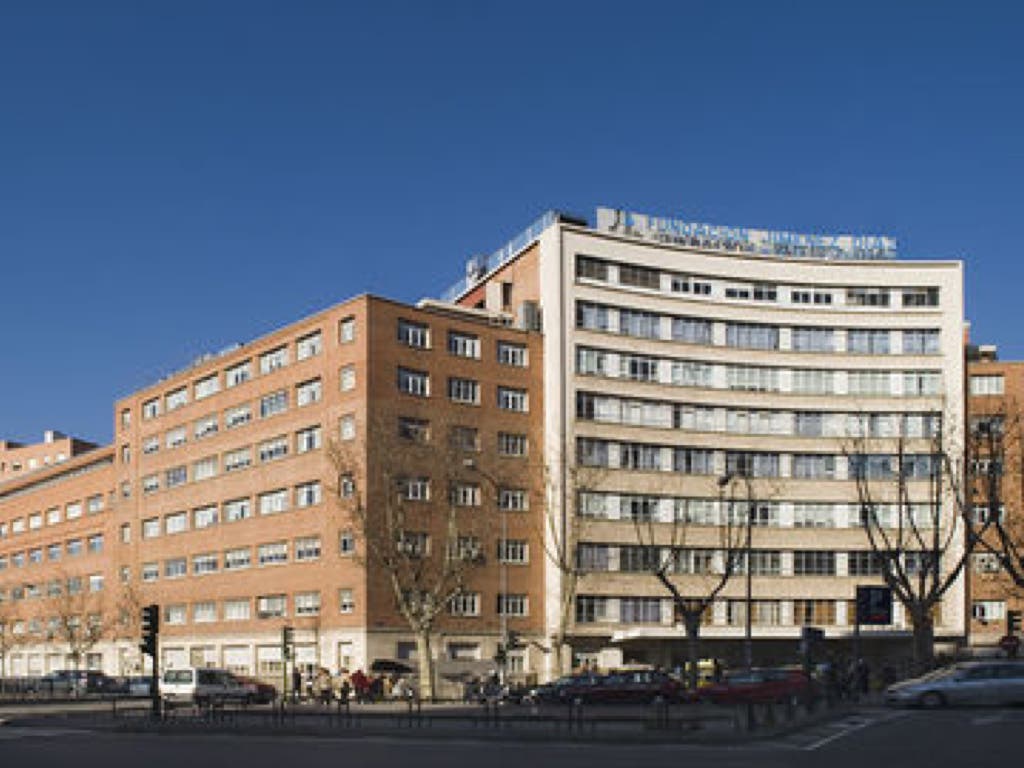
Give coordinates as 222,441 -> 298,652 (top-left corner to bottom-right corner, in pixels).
139,604 -> 159,657
1008,610 -> 1022,635
281,625 -> 294,660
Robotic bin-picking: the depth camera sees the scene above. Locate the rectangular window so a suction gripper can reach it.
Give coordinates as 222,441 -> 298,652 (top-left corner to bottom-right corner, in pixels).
448,592 -> 480,616
224,547 -> 251,571
448,331 -> 480,358
339,414 -> 356,440
260,390 -> 288,418
847,550 -> 884,576
619,598 -> 661,624
193,415 -> 219,440
259,489 -> 289,516
791,327 -> 834,353
576,596 -> 609,623
847,329 -> 891,355
224,497 -> 251,523
194,374 -> 220,400
164,605 -> 187,625
142,435 -> 159,455
576,302 -> 610,331
972,600 -> 1006,622
164,558 -> 187,579
259,346 -> 289,374
398,319 -> 430,348
793,551 -> 837,576
295,592 -> 321,617
497,342 -> 528,367
192,553 -> 219,576
338,588 -> 355,614
165,512 -> 188,535
339,316 -> 356,343
902,329 -> 940,355
142,518 -> 160,539
792,454 -> 836,480
448,377 -> 480,405
672,317 -> 713,345
728,366 -> 781,392
224,447 -> 252,472
847,371 -> 892,396
166,426 -> 187,448
497,387 -> 528,412
496,594 -> 529,617
225,404 -> 252,429
141,562 -> 159,582
970,375 -> 1005,396
296,425 -> 322,453
258,436 -> 289,463
295,536 -> 321,561
142,398 -> 161,420
399,477 -> 431,501
902,287 -> 939,307
166,387 -> 188,412
398,368 -> 430,397
87,534 -> 104,553
794,600 -> 837,625
793,503 -> 837,528
576,255 -> 608,281
296,378 -> 322,407
619,309 -> 661,339
398,417 -> 430,442
258,542 -> 288,566
224,599 -> 250,621
846,288 -> 890,307
296,331 -> 322,361
193,456 -> 218,481
451,483 -> 481,507
296,481 -> 322,507
671,274 -> 712,295
726,323 -> 779,350
340,365 -> 356,392
226,361 -> 252,388
165,465 -> 187,488
193,505 -> 219,529
257,595 -> 287,619
497,539 -> 529,564
498,432 -> 528,457
498,488 -> 529,511
193,602 -> 217,623
339,530 -> 356,555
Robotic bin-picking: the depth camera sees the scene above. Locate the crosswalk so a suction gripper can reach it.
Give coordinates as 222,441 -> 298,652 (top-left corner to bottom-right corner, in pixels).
775,709 -> 910,751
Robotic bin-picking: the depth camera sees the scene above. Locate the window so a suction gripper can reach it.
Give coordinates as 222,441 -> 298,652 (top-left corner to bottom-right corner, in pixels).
225,404 -> 252,429
193,456 -> 218,481
903,329 -> 940,355
193,505 -> 219,529
847,371 -> 892,396
619,598 -> 660,624
165,465 -> 187,488
121,408 -> 132,429
338,588 -> 355,614
398,532 -> 429,557
141,562 -> 159,582
792,454 -> 836,480
498,432 -> 528,457
224,447 -> 252,472
448,377 -> 480,405
576,302 -> 610,331
295,537 -> 321,561
28,512 -> 42,530
672,317 -> 713,345
296,425 -> 322,453
498,539 -> 528,564
576,347 -> 609,376
448,592 -> 480,616
498,488 -> 529,511
576,596 -> 609,623
398,319 -> 430,348
849,454 -> 894,480
338,314 -> 358,344
296,378 -> 322,407
339,414 -> 356,441
194,374 -> 220,400
166,387 -> 188,412
726,323 -> 779,350
192,553 -> 218,576
398,368 -> 430,396
671,274 -> 712,295
846,288 -> 890,307
141,475 -> 160,494
398,417 -> 430,442
142,398 -> 161,420
165,511 -> 188,534
226,361 -> 251,388
46,507 -> 61,525
674,448 -> 714,475
164,605 -> 187,625
258,436 -> 289,463
970,375 -> 1005,396
224,548 -> 251,571
619,263 -> 661,290
448,331 -> 480,358
972,600 -> 1006,622
297,331 -> 322,361
498,387 -> 528,412
295,592 -> 321,616
847,329 -> 890,355
258,542 -> 288,566
793,551 -> 836,576
224,497 -> 251,523
790,289 -> 833,305
87,534 -> 103,553
166,426 -> 187,448
972,553 -> 1002,574
257,595 -> 287,619
794,600 -> 836,625
728,366 -> 780,392
619,309 -> 661,339
791,327 -> 835,353
451,483 -> 481,507
621,354 -> 659,382
725,451 -> 780,478
259,489 -> 289,516
259,346 -> 289,374
193,602 -> 217,623
902,287 -> 939,307
224,599 -> 250,621
450,426 -> 479,452
340,365 -> 356,392
399,477 -> 431,501
848,551 -> 884,576
497,594 -> 528,617
497,342 -> 527,367
142,518 -> 160,539
576,255 -> 608,281
164,558 -> 187,579
48,543 -> 62,561
793,503 -> 837,528
142,435 -> 159,455
296,481 -> 322,507
260,390 -> 288,418
339,530 -> 356,555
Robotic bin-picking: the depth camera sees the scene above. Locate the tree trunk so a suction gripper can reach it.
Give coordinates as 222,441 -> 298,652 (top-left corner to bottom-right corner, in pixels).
415,630 -> 435,701
683,611 -> 703,691
911,609 -> 935,674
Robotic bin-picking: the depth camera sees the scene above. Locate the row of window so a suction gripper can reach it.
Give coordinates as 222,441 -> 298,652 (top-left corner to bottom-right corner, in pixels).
577,492 -> 937,529
132,329 -> 328,425
575,544 -> 930,577
138,482 -> 322,540
140,426 -> 322,496
0,572 -> 105,603
393,478 -> 529,509
576,255 -> 940,309
577,392 -> 941,438
0,495 -> 105,540
0,533 -> 103,571
577,301 -> 942,355
140,535 -> 331,582
397,320 -> 529,367
396,369 -> 530,410
396,417 -> 529,457
577,346 -> 942,396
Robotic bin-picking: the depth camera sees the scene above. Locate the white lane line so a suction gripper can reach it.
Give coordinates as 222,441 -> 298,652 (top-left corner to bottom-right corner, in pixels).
802,711 -> 908,751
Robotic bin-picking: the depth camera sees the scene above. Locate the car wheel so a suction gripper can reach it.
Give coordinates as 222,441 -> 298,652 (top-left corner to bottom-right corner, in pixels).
920,691 -> 946,709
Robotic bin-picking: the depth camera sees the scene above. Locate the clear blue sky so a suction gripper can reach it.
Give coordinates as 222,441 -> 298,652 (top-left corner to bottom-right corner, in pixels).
2,1 -> 1022,445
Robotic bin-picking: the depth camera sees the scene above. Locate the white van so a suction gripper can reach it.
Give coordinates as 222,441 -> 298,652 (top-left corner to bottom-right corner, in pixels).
160,667 -> 249,708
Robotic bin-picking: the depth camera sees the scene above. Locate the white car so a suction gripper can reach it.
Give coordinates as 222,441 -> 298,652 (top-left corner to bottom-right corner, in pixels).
159,667 -> 249,708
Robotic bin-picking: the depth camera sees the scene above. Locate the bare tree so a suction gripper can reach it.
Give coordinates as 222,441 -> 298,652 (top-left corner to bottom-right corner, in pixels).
328,410 -> 503,700
48,573 -> 108,673
109,579 -> 144,675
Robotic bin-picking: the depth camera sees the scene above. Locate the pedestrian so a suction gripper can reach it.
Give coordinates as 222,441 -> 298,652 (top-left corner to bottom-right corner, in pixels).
292,666 -> 302,703
315,667 -> 333,706
351,668 -> 368,703
855,659 -> 870,697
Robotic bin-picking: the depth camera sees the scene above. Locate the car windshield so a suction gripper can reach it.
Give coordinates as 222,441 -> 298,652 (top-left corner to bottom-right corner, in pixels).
915,666 -> 962,683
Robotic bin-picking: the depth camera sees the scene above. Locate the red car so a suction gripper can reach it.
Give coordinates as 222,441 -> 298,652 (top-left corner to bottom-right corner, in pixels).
699,668 -> 811,705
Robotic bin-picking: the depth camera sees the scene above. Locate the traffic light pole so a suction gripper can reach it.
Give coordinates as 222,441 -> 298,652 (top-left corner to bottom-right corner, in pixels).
150,638 -> 161,719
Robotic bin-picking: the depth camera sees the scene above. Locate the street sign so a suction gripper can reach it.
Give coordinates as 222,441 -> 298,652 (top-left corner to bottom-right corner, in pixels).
855,585 -> 893,625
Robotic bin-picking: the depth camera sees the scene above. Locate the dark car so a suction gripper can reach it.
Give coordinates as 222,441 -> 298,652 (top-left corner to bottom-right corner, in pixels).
590,670 -> 686,704
699,668 -> 811,705
33,670 -> 118,696
234,675 -> 278,704
526,674 -> 605,705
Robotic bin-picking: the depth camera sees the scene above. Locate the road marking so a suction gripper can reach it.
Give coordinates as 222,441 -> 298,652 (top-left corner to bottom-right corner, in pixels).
801,710 -> 908,751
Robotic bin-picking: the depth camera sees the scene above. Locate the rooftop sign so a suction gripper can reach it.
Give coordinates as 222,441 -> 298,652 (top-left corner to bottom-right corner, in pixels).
597,207 -> 897,261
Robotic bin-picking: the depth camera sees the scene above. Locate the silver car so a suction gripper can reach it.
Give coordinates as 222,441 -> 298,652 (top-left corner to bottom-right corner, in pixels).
886,661 -> 1024,707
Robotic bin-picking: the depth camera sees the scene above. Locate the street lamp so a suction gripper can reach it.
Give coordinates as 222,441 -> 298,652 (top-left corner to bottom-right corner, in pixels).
463,458 -> 509,684
719,471 -> 755,672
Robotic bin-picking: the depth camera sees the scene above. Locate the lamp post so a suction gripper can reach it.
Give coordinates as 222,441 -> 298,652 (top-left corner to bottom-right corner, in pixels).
463,458 -> 509,684
719,471 -> 755,672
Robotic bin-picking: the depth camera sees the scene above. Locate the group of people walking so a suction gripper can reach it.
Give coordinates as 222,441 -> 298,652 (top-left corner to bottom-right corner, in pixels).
290,666 -> 415,704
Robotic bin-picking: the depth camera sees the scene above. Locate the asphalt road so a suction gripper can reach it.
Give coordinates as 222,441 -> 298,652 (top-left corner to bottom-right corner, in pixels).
0,706 -> 1019,768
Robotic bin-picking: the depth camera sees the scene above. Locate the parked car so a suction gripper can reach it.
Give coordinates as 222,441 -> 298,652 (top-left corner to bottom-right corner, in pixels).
112,676 -> 153,697
525,674 -> 606,705
592,670 -> 686,704
234,675 -> 277,704
32,670 -> 118,696
699,668 -> 811,705
159,667 -> 249,708
885,661 -> 1024,708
